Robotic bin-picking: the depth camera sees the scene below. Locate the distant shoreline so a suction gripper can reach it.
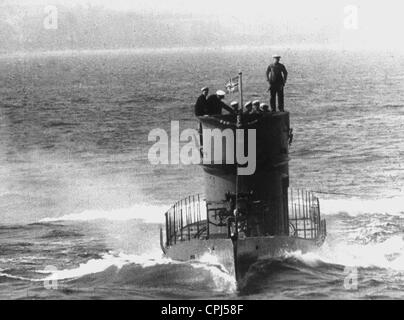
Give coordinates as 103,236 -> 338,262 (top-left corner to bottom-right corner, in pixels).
0,44 -> 402,59
1,44 -> 398,59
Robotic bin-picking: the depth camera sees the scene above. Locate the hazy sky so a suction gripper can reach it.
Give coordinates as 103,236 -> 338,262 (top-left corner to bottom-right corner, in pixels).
3,0 -> 404,50
13,0 -> 346,19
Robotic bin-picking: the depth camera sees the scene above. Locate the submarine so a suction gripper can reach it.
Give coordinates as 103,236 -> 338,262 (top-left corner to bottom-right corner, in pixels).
160,74 -> 327,282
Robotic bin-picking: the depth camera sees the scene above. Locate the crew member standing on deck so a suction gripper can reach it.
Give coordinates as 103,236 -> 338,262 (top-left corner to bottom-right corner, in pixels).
206,90 -> 235,115
194,87 -> 209,116
266,54 -> 288,112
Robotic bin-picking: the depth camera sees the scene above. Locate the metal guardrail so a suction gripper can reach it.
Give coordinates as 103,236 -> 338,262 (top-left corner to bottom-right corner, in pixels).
164,189 -> 325,246
165,194 -> 207,246
288,189 -> 324,240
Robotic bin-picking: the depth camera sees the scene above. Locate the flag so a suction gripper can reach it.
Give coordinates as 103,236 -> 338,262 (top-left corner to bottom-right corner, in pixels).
225,76 -> 239,93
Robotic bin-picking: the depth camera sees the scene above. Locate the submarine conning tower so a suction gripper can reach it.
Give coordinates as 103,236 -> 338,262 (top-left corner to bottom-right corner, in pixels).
162,109 -> 326,276
198,112 -> 292,238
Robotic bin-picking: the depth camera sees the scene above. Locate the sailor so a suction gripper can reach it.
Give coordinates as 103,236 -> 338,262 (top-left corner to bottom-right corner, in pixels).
260,103 -> 270,113
194,87 -> 209,116
243,101 -> 253,114
266,54 -> 288,112
230,101 -> 239,113
206,90 -> 235,115
252,100 -> 261,114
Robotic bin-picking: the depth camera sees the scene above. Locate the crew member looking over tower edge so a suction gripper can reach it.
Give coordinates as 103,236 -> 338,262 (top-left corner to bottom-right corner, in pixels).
243,101 -> 253,114
266,55 -> 288,112
194,87 -> 209,116
206,90 -> 235,115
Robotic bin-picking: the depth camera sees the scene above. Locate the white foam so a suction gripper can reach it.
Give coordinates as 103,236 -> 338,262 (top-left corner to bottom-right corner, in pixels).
40,204 -> 169,224
37,250 -> 237,293
320,195 -> 404,216
279,232 -> 404,274
284,250 -> 325,268
282,237 -> 404,273
0,272 -> 34,282
36,194 -> 404,223
318,235 -> 404,270
38,251 -> 170,281
191,252 -> 237,293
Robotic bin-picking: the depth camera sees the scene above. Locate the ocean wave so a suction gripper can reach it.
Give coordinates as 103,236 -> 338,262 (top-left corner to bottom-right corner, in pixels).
318,235 -> 404,271
0,243 -> 34,255
70,97 -> 90,104
190,253 -> 237,293
37,251 -> 236,294
0,271 -> 34,282
39,204 -> 169,224
40,230 -> 84,239
382,104 -> 404,109
37,252 -> 166,280
247,235 -> 404,277
320,195 -> 404,216
38,195 -> 404,225
283,250 -> 336,269
0,224 -> 29,231
45,121 -> 78,128
0,103 -> 24,109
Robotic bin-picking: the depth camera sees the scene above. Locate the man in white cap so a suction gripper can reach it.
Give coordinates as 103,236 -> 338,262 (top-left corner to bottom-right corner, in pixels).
266,54 -> 288,112
206,90 -> 235,115
194,87 -> 209,116
252,100 -> 261,114
243,101 -> 253,115
260,103 -> 270,113
230,101 -> 239,113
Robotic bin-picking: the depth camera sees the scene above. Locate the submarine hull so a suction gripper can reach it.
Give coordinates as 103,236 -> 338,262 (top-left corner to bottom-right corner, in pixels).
165,236 -> 321,282
162,112 -> 327,285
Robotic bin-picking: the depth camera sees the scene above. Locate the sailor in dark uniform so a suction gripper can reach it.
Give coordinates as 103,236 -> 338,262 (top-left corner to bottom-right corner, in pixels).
243,101 -> 253,115
260,103 -> 270,113
206,90 -> 235,115
252,100 -> 261,114
266,54 -> 288,112
194,87 -> 209,116
230,101 -> 239,113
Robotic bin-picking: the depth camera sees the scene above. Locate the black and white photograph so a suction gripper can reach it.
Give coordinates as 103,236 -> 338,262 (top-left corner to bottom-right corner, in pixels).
0,0 -> 403,302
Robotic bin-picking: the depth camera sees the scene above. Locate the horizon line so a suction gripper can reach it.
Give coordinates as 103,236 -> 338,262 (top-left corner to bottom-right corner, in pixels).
0,43 -> 402,59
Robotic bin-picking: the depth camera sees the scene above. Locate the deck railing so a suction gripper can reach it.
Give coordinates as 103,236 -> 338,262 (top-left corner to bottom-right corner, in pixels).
165,194 -> 208,246
288,189 -> 324,240
165,189 -> 326,246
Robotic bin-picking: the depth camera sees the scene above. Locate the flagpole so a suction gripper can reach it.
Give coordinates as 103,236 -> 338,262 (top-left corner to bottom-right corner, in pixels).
234,71 -> 243,240
238,71 -> 243,111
